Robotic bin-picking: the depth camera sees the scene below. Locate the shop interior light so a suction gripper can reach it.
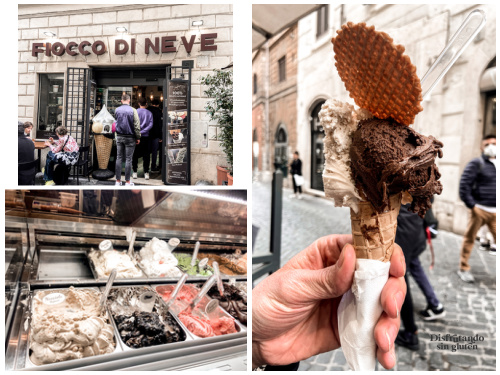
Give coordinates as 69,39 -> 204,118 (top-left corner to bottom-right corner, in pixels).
150,91 -> 154,100
44,31 -> 57,37
192,20 -> 203,26
160,94 -> 163,101
116,26 -> 127,33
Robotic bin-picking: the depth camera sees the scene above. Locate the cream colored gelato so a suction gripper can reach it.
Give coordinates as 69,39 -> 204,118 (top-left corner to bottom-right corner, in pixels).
319,99 -> 372,213
89,250 -> 142,279
29,287 -> 115,365
138,238 -> 182,277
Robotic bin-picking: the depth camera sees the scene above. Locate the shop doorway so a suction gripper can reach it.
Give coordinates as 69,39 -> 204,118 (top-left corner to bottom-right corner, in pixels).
66,66 -> 169,183
310,101 -> 325,191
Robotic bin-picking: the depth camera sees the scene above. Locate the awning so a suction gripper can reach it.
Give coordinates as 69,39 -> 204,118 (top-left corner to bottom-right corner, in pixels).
252,4 -> 322,51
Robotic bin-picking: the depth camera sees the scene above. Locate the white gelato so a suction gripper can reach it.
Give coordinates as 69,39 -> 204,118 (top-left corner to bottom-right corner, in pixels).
30,287 -> 115,365
89,250 -> 142,279
319,99 -> 372,213
138,237 -> 183,277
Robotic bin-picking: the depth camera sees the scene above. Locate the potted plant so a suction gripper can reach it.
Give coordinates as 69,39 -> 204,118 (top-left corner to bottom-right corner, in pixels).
200,69 -> 233,184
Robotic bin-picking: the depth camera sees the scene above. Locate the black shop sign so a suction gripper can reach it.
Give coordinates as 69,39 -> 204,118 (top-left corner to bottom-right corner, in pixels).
165,66 -> 191,185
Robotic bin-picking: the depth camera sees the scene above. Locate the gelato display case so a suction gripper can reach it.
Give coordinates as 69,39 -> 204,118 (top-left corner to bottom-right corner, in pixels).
5,190 -> 247,371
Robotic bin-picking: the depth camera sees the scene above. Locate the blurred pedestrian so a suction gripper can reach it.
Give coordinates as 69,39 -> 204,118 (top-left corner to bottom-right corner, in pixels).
395,205 -> 444,350
457,134 -> 496,283
147,99 -> 163,173
18,121 -> 36,185
477,225 -> 495,252
289,151 -> 303,199
132,97 -> 153,180
115,94 -> 141,186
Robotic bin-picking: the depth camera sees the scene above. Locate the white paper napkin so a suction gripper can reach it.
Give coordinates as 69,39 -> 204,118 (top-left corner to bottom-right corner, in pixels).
338,259 -> 391,371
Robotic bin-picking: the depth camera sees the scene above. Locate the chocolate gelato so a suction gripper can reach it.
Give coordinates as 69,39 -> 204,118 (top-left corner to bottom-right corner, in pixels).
201,282 -> 247,325
350,118 -> 443,216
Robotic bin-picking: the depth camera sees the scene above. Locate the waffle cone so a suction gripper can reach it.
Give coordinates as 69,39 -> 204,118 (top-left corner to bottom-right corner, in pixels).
333,22 -> 423,125
94,134 -> 113,169
350,193 -> 402,262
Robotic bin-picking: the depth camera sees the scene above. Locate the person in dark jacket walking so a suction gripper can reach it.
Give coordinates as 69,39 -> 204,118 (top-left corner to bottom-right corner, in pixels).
114,94 -> 141,186
147,99 -> 163,173
457,134 -> 496,283
289,151 -> 303,199
18,121 -> 36,185
395,205 -> 445,350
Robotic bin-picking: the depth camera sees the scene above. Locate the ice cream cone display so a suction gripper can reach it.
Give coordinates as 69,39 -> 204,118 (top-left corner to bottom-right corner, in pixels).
350,193 -> 402,262
94,134 -> 113,169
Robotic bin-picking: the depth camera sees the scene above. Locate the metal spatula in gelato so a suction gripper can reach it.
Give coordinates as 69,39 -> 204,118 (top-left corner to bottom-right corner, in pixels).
99,268 -> 117,312
213,261 -> 225,297
163,273 -> 189,312
182,274 -> 216,314
191,241 -> 200,266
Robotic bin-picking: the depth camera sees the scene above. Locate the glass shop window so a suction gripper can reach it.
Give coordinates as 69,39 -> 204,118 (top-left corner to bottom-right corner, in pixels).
36,73 -> 64,140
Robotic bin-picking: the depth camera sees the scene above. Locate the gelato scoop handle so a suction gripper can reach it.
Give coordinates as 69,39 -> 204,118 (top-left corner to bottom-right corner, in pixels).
100,268 -> 117,311
127,230 -> 137,257
190,274 -> 216,310
420,9 -> 486,100
213,261 -> 225,296
191,241 -> 201,266
164,273 -> 189,312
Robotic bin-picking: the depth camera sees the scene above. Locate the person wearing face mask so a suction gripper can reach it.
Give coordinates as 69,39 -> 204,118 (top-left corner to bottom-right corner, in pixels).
457,134 -> 496,283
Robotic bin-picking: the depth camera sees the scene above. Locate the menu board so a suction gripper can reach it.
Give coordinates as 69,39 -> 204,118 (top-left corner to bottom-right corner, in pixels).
166,80 -> 190,185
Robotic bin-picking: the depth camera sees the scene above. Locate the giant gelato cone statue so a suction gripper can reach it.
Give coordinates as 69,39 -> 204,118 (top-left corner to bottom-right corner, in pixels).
92,105 -> 116,180
320,22 -> 444,370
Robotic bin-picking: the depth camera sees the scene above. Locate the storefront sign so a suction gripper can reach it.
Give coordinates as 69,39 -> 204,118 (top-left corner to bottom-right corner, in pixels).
32,34 -> 217,57
166,77 -> 190,185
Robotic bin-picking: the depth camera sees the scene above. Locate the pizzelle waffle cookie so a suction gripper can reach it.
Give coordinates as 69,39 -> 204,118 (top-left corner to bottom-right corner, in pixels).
350,193 -> 402,262
333,22 -> 423,125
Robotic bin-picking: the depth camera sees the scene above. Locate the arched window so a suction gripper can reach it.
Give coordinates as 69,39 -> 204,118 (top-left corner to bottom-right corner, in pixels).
310,101 -> 326,190
481,57 -> 496,137
274,124 -> 288,175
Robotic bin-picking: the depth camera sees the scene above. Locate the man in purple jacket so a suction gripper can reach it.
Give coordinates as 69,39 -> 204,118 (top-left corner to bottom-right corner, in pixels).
132,97 -> 153,180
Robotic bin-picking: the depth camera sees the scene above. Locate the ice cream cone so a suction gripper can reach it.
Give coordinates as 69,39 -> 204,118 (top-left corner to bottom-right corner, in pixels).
350,193 -> 402,262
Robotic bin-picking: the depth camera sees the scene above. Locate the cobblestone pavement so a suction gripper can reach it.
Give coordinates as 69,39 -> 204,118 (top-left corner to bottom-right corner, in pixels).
34,171 -> 166,186
252,180 -> 496,371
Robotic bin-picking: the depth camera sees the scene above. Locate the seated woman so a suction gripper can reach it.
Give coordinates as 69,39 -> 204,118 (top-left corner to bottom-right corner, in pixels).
43,126 -> 79,185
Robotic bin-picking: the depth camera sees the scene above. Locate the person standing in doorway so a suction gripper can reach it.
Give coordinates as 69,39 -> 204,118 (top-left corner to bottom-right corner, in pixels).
290,151 -> 303,199
133,97 -> 153,180
457,134 -> 496,283
115,94 -> 141,186
147,99 -> 163,173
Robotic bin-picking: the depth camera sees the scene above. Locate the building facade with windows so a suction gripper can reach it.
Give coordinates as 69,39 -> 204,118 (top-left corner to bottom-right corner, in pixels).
296,3 -> 496,233
252,25 -> 298,185
18,4 -> 233,185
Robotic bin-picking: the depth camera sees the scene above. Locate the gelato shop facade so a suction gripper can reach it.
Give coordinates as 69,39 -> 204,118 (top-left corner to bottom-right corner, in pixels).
18,4 -> 233,184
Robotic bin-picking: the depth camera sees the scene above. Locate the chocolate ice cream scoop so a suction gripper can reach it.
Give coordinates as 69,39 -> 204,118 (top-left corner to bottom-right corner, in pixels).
350,118 -> 443,217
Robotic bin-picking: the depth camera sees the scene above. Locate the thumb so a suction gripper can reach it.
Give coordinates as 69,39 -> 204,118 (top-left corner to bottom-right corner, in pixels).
299,243 -> 356,302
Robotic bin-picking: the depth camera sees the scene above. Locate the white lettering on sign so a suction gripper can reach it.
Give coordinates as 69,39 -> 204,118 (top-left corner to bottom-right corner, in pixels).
42,292 -> 66,305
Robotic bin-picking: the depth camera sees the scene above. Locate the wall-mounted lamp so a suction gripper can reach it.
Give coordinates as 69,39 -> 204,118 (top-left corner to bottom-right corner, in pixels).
191,20 -> 203,26
160,94 -> 163,102
150,91 -> 154,101
116,26 -> 128,33
44,31 -> 57,37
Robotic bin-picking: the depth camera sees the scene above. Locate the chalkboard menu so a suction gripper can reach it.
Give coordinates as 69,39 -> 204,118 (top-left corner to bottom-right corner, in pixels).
166,78 -> 190,184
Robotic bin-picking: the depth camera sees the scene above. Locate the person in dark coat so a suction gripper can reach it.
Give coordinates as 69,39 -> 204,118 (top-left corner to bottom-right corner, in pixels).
18,122 -> 36,185
394,204 -> 444,350
457,134 -> 496,283
146,99 -> 163,172
289,151 -> 303,199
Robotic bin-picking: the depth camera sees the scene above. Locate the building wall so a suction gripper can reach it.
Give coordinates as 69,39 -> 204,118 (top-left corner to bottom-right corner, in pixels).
297,4 -> 496,233
252,25 -> 298,185
18,4 -> 233,184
